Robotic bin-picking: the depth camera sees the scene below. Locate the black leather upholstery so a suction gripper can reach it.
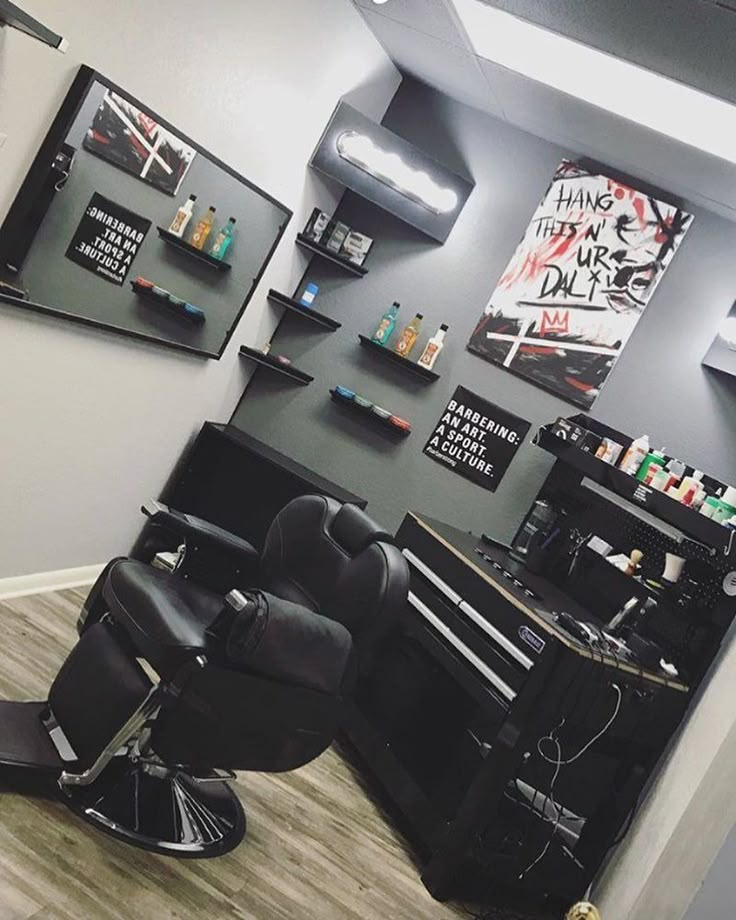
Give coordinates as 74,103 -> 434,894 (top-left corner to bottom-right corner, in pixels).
147,506 -> 259,564
260,495 -> 409,669
73,494 -> 406,783
222,590 -> 352,697
100,561 -> 353,775
103,560 -> 223,677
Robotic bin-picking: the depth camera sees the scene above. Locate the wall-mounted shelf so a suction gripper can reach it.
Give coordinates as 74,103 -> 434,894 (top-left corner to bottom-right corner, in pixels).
358,334 -> 440,382
329,388 -> 411,437
239,345 -> 313,386
157,227 -> 232,273
131,280 -> 205,325
0,1 -> 66,50
295,233 -> 368,277
268,289 -> 341,331
535,421 -> 735,558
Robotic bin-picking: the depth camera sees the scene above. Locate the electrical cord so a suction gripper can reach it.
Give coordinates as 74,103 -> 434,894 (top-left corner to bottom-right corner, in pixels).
518,683 -> 623,880
518,737 -> 562,880
538,683 -> 622,767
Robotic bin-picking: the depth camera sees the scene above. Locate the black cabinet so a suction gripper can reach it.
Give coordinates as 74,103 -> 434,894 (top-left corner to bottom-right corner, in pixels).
133,422 -> 366,555
343,512 -> 689,908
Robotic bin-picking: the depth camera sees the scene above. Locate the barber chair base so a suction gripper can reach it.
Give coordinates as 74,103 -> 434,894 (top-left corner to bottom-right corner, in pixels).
60,757 -> 246,858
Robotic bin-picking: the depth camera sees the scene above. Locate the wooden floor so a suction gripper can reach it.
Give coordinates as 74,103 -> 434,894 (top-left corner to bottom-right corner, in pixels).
0,588 -> 470,920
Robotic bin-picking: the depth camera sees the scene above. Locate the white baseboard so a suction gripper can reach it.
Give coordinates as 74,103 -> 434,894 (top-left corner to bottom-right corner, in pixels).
0,564 -> 105,601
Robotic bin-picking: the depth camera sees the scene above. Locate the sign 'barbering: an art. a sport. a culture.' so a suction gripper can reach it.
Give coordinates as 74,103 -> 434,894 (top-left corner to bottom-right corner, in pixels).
423,386 -> 530,492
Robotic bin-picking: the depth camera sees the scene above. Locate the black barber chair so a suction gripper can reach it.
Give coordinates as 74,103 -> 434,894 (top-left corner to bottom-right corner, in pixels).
84,493 -> 409,675
0,495 -> 408,858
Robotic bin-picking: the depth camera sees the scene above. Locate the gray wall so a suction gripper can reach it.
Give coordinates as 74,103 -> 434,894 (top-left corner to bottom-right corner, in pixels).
0,0 -> 399,579
231,79 -> 736,538
684,824 -> 736,919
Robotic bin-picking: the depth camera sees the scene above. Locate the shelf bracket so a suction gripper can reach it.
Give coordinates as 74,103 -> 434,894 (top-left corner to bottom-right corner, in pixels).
0,1 -> 67,51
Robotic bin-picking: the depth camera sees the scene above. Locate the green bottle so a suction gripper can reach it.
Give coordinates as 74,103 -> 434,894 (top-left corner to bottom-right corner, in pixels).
209,216 -> 236,261
372,302 -> 399,346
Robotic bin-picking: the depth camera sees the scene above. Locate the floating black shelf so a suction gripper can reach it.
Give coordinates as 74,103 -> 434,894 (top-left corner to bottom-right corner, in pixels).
295,233 -> 368,277
267,289 -> 341,331
157,227 -> 232,273
131,280 -> 205,325
535,423 -> 735,558
358,334 -> 440,382
329,389 -> 411,437
239,345 -> 313,386
0,1 -> 65,49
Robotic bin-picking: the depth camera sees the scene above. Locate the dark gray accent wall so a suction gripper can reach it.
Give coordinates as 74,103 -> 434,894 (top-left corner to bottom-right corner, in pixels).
231,80 -> 736,538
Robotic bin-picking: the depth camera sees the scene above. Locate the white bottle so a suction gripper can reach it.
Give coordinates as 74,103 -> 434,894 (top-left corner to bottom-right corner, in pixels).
168,194 -> 197,238
619,435 -> 649,476
417,323 -> 448,370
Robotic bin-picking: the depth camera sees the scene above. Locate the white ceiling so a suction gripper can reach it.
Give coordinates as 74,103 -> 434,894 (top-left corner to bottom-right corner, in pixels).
351,0 -> 736,220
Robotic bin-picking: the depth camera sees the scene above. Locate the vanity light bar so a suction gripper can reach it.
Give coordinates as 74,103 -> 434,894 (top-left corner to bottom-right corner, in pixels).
336,131 -> 459,215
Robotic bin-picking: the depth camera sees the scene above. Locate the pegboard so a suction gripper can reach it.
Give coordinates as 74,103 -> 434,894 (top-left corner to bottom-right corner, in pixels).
536,466 -> 736,681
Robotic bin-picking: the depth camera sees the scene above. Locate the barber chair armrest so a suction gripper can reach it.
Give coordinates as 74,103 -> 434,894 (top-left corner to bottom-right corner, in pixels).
141,500 -> 259,572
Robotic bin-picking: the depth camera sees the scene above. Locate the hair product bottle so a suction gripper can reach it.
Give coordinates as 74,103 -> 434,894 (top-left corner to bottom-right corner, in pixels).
209,216 -> 236,260
372,302 -> 399,346
168,194 -> 197,238
417,323 -> 448,370
393,312 -> 423,358
190,205 -> 216,250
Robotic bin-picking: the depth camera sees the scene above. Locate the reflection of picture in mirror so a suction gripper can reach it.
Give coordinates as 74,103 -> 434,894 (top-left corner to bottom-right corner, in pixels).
83,89 -> 196,196
703,303 -> 736,377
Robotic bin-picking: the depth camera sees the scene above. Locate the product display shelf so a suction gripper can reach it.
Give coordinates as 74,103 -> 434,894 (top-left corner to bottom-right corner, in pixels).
268,289 -> 341,331
131,280 -> 205,325
329,389 -> 411,437
535,422 -> 735,558
295,233 -> 368,277
156,227 -> 232,272
358,334 -> 440,382
239,345 -> 313,386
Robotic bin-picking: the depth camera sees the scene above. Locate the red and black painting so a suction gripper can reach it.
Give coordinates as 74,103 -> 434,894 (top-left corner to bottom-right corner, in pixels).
467,160 -> 692,408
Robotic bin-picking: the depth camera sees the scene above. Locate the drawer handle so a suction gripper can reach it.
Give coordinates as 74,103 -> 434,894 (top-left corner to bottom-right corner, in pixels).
407,592 -> 516,702
403,549 -> 462,606
403,549 -> 533,671
458,601 -> 533,671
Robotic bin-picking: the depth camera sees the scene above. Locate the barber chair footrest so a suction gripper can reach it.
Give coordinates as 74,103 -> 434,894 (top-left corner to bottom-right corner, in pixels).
0,701 -> 64,772
60,756 -> 246,857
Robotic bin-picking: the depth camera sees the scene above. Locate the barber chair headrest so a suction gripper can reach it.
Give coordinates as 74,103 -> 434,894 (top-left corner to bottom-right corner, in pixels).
330,503 -> 392,555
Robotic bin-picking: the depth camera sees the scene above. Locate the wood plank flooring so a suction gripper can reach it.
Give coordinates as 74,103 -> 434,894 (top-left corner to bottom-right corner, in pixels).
0,588 -> 470,920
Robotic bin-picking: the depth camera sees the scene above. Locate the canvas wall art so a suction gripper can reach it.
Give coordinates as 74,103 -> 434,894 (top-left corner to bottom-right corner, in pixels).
83,90 -> 196,196
467,160 -> 692,408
